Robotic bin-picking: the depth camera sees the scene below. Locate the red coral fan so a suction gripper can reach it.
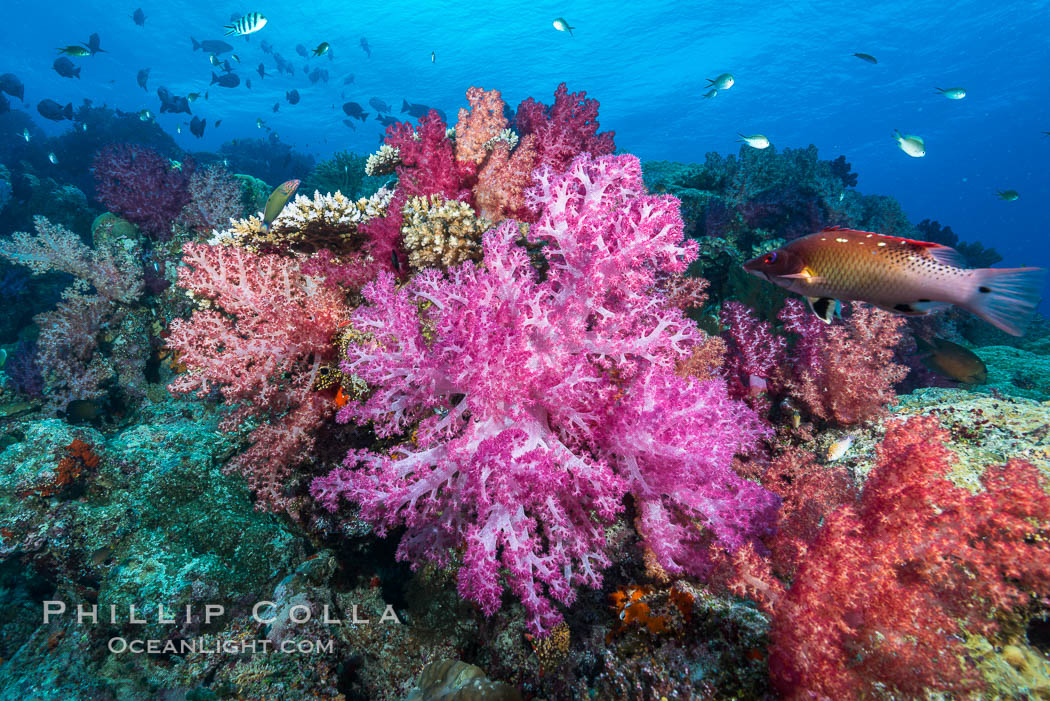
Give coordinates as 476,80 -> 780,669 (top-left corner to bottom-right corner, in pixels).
93,144 -> 192,241
515,82 -> 616,174
767,416 -> 1050,699
777,299 -> 908,425
166,242 -> 351,514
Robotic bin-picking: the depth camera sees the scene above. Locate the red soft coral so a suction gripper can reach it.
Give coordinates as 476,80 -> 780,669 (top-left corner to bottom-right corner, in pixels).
777,299 -> 908,425
385,111 -> 472,200
166,242 -> 350,514
767,416 -> 1050,699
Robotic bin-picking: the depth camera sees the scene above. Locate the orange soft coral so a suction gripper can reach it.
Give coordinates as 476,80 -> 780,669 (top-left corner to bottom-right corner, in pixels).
454,86 -> 508,166
474,135 -> 538,222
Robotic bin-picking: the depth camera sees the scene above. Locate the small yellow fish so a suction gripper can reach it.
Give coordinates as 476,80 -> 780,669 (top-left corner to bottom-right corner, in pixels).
209,54 -> 220,66
169,159 -> 182,170
738,134 -> 770,149
893,130 -> 925,157
703,88 -> 718,99
827,435 -> 853,462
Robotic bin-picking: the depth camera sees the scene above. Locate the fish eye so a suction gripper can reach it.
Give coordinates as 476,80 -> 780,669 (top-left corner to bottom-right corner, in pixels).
763,252 -> 777,264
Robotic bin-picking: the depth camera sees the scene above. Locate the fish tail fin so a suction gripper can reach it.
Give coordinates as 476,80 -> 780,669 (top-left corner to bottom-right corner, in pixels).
75,67 -> 81,78
401,99 -> 409,113
210,72 -> 218,85
965,267 -> 1046,336
934,87 -> 943,93
63,103 -> 72,120
223,25 -> 236,37
191,37 -> 200,51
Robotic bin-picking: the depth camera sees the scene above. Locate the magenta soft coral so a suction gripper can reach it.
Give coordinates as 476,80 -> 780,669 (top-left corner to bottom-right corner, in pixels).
93,144 -> 192,240
166,242 -> 350,513
312,154 -> 777,633
515,82 -> 616,174
766,416 -> 1050,699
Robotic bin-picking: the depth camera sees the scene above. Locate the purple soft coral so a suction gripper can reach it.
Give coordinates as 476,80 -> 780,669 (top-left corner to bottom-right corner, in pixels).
93,144 -> 192,241
312,153 -> 777,633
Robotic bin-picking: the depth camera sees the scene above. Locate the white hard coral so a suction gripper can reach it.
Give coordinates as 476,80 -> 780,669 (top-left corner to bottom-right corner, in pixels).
400,195 -> 491,270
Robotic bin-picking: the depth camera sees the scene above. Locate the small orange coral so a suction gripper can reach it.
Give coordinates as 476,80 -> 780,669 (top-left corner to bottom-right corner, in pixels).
26,438 -> 99,497
455,87 -> 508,166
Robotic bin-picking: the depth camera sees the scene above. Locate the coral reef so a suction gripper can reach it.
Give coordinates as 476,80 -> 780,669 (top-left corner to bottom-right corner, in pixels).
179,164 -> 244,233
93,144 -> 192,240
400,194 -> 490,270
303,149 -> 385,199
764,416 -> 1050,698
313,153 -> 777,634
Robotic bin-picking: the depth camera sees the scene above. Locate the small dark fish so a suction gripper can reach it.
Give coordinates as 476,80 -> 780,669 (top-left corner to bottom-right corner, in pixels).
37,98 -> 73,121
341,118 -> 356,130
191,37 -> 234,54
391,249 -> 400,272
90,546 -> 114,566
246,78 -> 252,89
85,33 -> 106,55
296,43 -> 308,57
53,57 -> 81,79
313,42 -> 330,56
309,68 -> 323,84
342,101 -> 368,121
211,72 -> 240,88
257,63 -> 266,79
360,37 -> 371,57
132,7 -> 146,26
57,45 -> 91,57
302,64 -> 309,75
136,67 -> 150,90
343,72 -> 355,85
64,399 -> 100,423
852,52 -> 878,64
286,89 -> 300,104
260,39 -> 273,54
369,97 -> 391,113
401,99 -> 428,118
222,59 -> 234,74
916,336 -> 987,384
189,116 -> 206,138
272,102 -> 279,112
0,73 -> 24,101
214,119 -> 222,127
376,113 -> 398,127
157,87 -> 191,115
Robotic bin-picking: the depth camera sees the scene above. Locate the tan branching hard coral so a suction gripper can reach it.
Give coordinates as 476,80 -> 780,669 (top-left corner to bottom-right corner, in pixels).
400,195 -> 491,270
365,145 -> 401,177
210,188 -> 394,253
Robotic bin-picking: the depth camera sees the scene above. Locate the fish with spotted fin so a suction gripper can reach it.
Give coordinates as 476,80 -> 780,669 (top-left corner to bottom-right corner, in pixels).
743,227 -> 1045,336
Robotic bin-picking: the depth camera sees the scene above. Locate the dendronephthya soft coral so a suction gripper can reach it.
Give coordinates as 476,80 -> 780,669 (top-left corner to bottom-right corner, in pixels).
312,153 -> 778,633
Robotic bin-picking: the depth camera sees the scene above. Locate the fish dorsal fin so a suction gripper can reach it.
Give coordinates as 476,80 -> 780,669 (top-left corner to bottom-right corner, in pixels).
922,243 -> 967,268
806,296 -> 840,324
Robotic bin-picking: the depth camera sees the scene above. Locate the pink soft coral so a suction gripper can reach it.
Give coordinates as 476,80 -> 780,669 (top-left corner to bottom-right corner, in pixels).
767,416 -> 1050,699
312,154 -> 777,633
166,242 -> 350,514
93,144 -> 192,241
384,112 -> 471,200
515,82 -> 616,175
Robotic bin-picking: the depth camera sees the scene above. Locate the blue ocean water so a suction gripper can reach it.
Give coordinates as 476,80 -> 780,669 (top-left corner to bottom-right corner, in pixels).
6,0 -> 1048,282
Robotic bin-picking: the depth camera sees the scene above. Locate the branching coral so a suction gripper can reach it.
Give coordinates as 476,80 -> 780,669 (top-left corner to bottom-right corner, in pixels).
400,194 -> 490,270
515,82 -> 616,175
365,145 -> 401,177
777,299 -> 908,425
765,416 -> 1050,699
93,144 -> 192,241
0,216 -> 146,411
454,87 -> 508,166
166,242 -> 352,514
311,154 -> 777,633
181,164 -> 244,233
719,301 -> 786,406
211,188 -> 393,255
